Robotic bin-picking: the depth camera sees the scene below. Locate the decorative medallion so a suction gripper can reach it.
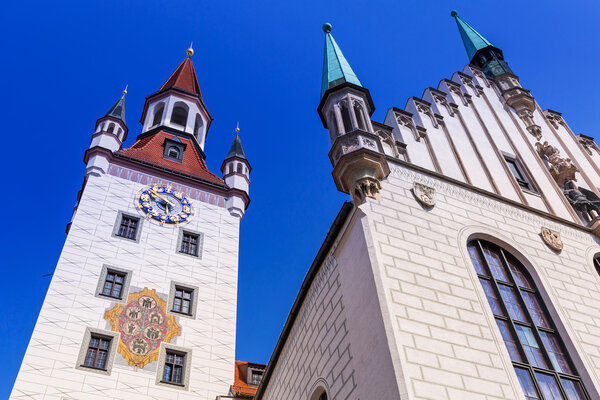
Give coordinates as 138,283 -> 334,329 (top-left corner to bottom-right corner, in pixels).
104,288 -> 181,368
541,227 -> 563,252
412,182 -> 436,207
136,184 -> 194,225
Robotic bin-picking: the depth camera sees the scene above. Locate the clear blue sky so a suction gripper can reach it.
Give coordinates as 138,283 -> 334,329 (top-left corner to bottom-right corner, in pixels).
1,0 -> 598,396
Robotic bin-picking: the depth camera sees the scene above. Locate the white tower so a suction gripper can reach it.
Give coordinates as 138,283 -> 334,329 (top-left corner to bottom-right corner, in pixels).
11,46 -> 251,400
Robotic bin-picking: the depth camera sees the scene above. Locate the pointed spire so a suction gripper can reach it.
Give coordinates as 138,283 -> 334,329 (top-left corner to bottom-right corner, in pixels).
226,124 -> 246,160
159,47 -> 202,98
451,10 -> 494,62
104,88 -> 127,123
320,23 -> 363,99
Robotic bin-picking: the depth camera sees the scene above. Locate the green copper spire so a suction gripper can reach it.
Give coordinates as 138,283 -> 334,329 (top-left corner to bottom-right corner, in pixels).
320,23 -> 362,99
451,10 -> 494,62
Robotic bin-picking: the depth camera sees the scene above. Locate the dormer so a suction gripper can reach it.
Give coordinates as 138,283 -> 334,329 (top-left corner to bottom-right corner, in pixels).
140,47 -> 213,151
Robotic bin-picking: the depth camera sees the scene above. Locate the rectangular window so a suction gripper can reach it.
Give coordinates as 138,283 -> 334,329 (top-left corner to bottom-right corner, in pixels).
515,325 -> 548,369
505,157 -> 532,191
84,336 -> 111,370
251,370 -> 263,385
163,351 -> 185,385
180,232 -> 199,256
173,287 -> 193,315
535,372 -> 564,400
101,271 -> 126,299
117,215 -> 139,240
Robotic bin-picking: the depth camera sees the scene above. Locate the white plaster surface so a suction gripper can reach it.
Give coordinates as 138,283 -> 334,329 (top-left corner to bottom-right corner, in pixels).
11,172 -> 240,400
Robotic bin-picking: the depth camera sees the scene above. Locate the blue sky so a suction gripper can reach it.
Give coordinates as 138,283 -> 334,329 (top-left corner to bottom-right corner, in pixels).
1,0 -> 598,395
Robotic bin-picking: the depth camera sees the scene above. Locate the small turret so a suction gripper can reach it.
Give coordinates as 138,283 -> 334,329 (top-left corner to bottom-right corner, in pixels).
452,11 -> 541,140
221,125 -> 251,218
317,23 -> 389,204
85,88 -> 128,176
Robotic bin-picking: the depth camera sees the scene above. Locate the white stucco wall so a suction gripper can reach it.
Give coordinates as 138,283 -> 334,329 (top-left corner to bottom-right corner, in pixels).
11,171 -> 239,400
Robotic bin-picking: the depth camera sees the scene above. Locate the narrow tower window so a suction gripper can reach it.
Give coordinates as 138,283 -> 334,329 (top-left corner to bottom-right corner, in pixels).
153,103 -> 165,126
468,239 -> 590,400
354,102 -> 367,130
171,102 -> 189,128
339,102 -> 352,133
193,114 -> 203,140
107,123 -> 115,134
237,164 -> 243,173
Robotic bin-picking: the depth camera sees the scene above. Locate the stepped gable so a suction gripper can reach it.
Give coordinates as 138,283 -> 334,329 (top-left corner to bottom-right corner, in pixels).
117,131 -> 224,186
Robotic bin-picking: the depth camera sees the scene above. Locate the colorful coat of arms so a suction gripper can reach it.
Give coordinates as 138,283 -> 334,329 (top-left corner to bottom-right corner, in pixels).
104,287 -> 181,368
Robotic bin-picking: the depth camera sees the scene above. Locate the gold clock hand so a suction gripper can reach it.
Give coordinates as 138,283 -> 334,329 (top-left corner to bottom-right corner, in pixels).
150,190 -> 176,207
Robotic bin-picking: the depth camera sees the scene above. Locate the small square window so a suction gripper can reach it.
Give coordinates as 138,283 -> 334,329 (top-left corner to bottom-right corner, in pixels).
168,282 -> 198,319
177,229 -> 203,259
180,232 -> 199,256
102,271 -> 126,299
76,328 -> 119,375
156,344 -> 192,390
251,369 -> 263,385
84,336 -> 111,370
112,211 -> 143,243
95,265 -> 132,302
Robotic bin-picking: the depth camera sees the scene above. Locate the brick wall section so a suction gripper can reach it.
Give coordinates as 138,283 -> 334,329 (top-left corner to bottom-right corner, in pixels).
11,173 -> 239,400
362,163 -> 600,399
261,256 -> 358,400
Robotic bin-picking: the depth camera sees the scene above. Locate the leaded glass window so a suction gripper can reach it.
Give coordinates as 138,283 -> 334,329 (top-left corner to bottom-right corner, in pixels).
117,215 -> 138,240
467,240 -> 590,400
173,287 -> 193,315
102,271 -> 126,299
84,336 -> 111,370
163,351 -> 185,384
180,232 -> 199,256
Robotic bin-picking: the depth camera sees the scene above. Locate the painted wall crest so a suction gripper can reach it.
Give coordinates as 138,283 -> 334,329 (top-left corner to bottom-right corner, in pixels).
541,227 -> 563,251
412,182 -> 436,207
104,287 -> 181,368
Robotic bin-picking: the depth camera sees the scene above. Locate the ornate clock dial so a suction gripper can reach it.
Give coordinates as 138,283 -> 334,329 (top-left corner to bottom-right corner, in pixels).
137,184 -> 193,224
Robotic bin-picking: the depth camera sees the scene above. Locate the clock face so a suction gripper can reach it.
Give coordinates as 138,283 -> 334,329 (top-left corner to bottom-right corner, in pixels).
137,184 -> 193,225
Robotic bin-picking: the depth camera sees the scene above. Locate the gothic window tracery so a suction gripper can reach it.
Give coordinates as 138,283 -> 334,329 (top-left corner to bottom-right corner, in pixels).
353,101 -> 367,131
468,239 -> 589,400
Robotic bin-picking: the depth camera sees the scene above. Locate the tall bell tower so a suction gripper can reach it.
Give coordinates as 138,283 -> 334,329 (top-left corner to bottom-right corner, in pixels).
11,46 -> 251,400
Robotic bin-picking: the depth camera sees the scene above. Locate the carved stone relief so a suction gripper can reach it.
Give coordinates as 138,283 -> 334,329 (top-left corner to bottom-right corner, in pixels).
352,177 -> 382,204
578,136 -> 599,156
416,103 -> 438,128
535,141 -> 578,185
541,227 -> 563,251
412,182 -> 436,207
431,93 -> 455,117
395,113 -> 420,141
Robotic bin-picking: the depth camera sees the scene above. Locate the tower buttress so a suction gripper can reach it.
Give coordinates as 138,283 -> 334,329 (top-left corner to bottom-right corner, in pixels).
317,23 -> 389,204
85,88 -> 128,176
221,126 -> 251,218
452,10 -> 541,140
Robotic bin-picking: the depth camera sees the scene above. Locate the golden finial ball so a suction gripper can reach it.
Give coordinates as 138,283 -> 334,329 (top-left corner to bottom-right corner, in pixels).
187,47 -> 194,57
235,127 -> 240,132
123,88 -> 128,95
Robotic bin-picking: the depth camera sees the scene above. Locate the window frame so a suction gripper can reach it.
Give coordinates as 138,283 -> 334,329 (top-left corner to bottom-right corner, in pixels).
95,265 -> 132,302
504,155 -> 536,193
468,239 -> 590,400
76,328 -> 119,376
176,228 -> 203,259
112,211 -> 143,243
168,281 -> 199,319
156,344 -> 192,390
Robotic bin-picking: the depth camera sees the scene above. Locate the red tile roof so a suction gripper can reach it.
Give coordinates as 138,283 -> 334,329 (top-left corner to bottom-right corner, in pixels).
232,360 -> 264,398
117,131 -> 224,186
159,57 -> 202,98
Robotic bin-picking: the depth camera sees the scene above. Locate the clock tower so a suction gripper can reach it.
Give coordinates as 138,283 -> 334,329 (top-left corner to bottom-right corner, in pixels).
10,47 -> 250,400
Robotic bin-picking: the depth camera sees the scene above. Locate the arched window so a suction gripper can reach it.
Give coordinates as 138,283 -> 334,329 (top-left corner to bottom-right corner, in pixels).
107,123 -> 115,134
117,127 -> 123,139
354,101 -> 367,131
167,146 -> 180,159
594,256 -> 600,277
468,239 -> 590,400
171,102 -> 189,127
228,164 -> 233,174
339,102 -> 352,133
193,114 -> 203,139
152,103 -> 165,126
237,164 -> 243,173
309,387 -> 328,400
